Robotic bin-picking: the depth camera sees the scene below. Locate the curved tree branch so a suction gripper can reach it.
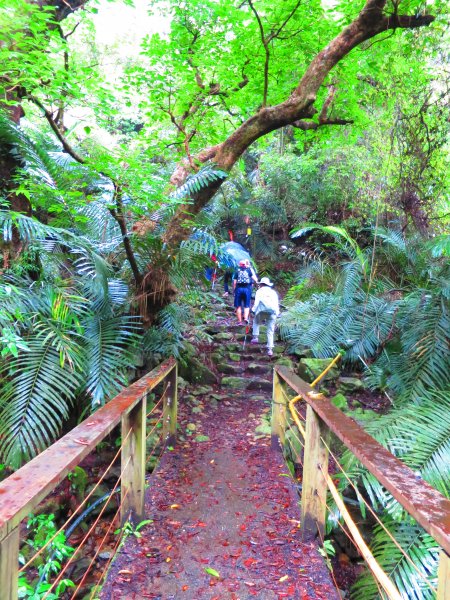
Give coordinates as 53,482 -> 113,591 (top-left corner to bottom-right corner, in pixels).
161,0 -> 435,249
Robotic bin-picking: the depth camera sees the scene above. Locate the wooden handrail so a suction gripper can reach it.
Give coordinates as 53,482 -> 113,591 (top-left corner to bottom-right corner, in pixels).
0,357 -> 177,600
274,365 -> 450,555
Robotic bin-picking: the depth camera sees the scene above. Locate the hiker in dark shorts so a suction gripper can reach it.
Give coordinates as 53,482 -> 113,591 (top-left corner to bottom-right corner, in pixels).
233,260 -> 258,324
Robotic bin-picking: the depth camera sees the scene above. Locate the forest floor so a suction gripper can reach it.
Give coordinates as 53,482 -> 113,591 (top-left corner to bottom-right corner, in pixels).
99,299 -> 339,600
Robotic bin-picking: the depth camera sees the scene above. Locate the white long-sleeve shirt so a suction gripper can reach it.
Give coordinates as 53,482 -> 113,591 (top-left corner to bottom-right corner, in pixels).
253,286 -> 280,316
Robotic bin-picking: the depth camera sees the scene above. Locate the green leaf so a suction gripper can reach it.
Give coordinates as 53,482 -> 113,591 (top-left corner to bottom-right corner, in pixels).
204,567 -> 220,578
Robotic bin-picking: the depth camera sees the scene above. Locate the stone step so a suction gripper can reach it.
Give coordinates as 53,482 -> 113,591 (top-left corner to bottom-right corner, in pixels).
245,362 -> 273,375
217,363 -> 244,375
241,352 -> 272,361
220,375 -> 272,391
246,379 -> 273,392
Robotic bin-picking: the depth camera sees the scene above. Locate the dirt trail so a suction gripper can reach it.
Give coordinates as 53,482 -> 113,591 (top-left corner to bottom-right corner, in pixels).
99,300 -> 338,600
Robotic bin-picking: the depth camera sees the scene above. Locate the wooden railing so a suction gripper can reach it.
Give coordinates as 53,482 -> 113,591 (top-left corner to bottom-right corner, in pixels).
272,365 -> 450,600
0,358 -> 177,600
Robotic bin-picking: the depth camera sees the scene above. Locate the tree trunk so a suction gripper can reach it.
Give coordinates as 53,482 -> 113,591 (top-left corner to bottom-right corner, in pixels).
139,0 -> 435,316
0,1 -> 87,270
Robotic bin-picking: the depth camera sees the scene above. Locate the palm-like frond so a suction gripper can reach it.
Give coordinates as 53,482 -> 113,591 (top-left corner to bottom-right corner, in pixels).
351,519 -> 439,600
340,391 -> 450,511
389,291 -> 450,401
82,313 -> 141,407
142,302 -> 195,360
291,223 -> 368,275
0,338 -> 84,468
427,234 -> 450,258
279,291 -> 398,362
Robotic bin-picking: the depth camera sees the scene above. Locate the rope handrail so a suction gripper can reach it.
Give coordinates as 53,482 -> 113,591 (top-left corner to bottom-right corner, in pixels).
0,357 -> 176,538
282,386 -> 438,596
274,363 -> 450,555
18,425 -> 134,573
0,358 -> 178,600
274,357 -> 448,598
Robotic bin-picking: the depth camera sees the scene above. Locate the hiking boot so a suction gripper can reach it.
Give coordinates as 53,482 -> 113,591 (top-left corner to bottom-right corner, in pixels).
243,318 -> 249,325
251,337 -> 259,344
223,292 -> 229,297
267,349 -> 273,357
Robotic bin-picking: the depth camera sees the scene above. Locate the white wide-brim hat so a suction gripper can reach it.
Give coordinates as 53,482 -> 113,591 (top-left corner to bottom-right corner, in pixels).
260,277 -> 273,287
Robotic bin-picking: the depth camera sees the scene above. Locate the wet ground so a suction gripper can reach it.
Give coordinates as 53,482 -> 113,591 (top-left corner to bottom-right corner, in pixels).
99,394 -> 337,599
99,303 -> 338,599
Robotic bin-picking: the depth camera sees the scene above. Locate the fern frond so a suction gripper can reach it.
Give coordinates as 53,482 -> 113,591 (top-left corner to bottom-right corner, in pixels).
171,166 -> 228,200
351,518 -> 439,600
82,313 -> 141,407
0,339 -> 84,468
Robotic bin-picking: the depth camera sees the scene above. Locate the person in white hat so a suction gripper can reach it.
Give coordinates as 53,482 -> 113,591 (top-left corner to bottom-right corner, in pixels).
251,277 -> 280,356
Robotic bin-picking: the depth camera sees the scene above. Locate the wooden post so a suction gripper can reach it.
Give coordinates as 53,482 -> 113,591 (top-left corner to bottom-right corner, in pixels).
271,370 -> 286,450
162,378 -> 170,444
301,405 -> 329,541
121,394 -> 146,525
167,364 -> 178,447
437,549 -> 450,600
0,527 -> 19,600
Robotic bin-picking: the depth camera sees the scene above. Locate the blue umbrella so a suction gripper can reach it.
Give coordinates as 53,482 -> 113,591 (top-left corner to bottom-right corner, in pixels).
218,242 -> 252,268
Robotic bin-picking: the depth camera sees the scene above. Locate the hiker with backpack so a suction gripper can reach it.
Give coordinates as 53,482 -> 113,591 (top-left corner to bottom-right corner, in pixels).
233,259 -> 258,324
251,277 -> 280,356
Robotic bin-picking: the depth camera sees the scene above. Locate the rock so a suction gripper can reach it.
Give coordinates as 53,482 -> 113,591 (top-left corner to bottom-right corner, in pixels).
195,435 -> 210,442
297,358 -> 339,383
291,347 -> 313,358
225,343 -> 241,352
337,376 -> 365,393
179,357 -> 217,385
177,376 -> 188,391
221,376 -> 248,389
229,353 -> 241,362
274,357 -> 295,369
246,362 -> 271,374
211,351 -> 224,364
182,394 -> 196,402
214,332 -> 234,341
254,422 -> 272,435
247,379 -> 273,392
217,363 -> 243,375
191,385 -> 214,396
331,393 -> 348,410
98,551 -> 112,560
353,408 -> 379,423
205,325 -> 222,335
70,557 -> 92,583
273,344 -> 285,355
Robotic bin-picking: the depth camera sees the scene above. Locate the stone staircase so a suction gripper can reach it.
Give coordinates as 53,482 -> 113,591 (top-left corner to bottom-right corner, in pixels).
205,296 -> 288,394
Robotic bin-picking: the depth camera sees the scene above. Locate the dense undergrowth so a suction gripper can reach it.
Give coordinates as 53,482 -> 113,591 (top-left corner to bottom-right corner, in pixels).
1,1 -> 449,595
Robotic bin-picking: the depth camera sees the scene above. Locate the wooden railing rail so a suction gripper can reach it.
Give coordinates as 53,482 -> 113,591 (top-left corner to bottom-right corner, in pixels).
0,357 -> 177,600
272,365 -> 450,600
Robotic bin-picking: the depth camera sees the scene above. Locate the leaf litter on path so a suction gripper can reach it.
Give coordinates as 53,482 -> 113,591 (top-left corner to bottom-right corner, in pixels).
99,307 -> 339,599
